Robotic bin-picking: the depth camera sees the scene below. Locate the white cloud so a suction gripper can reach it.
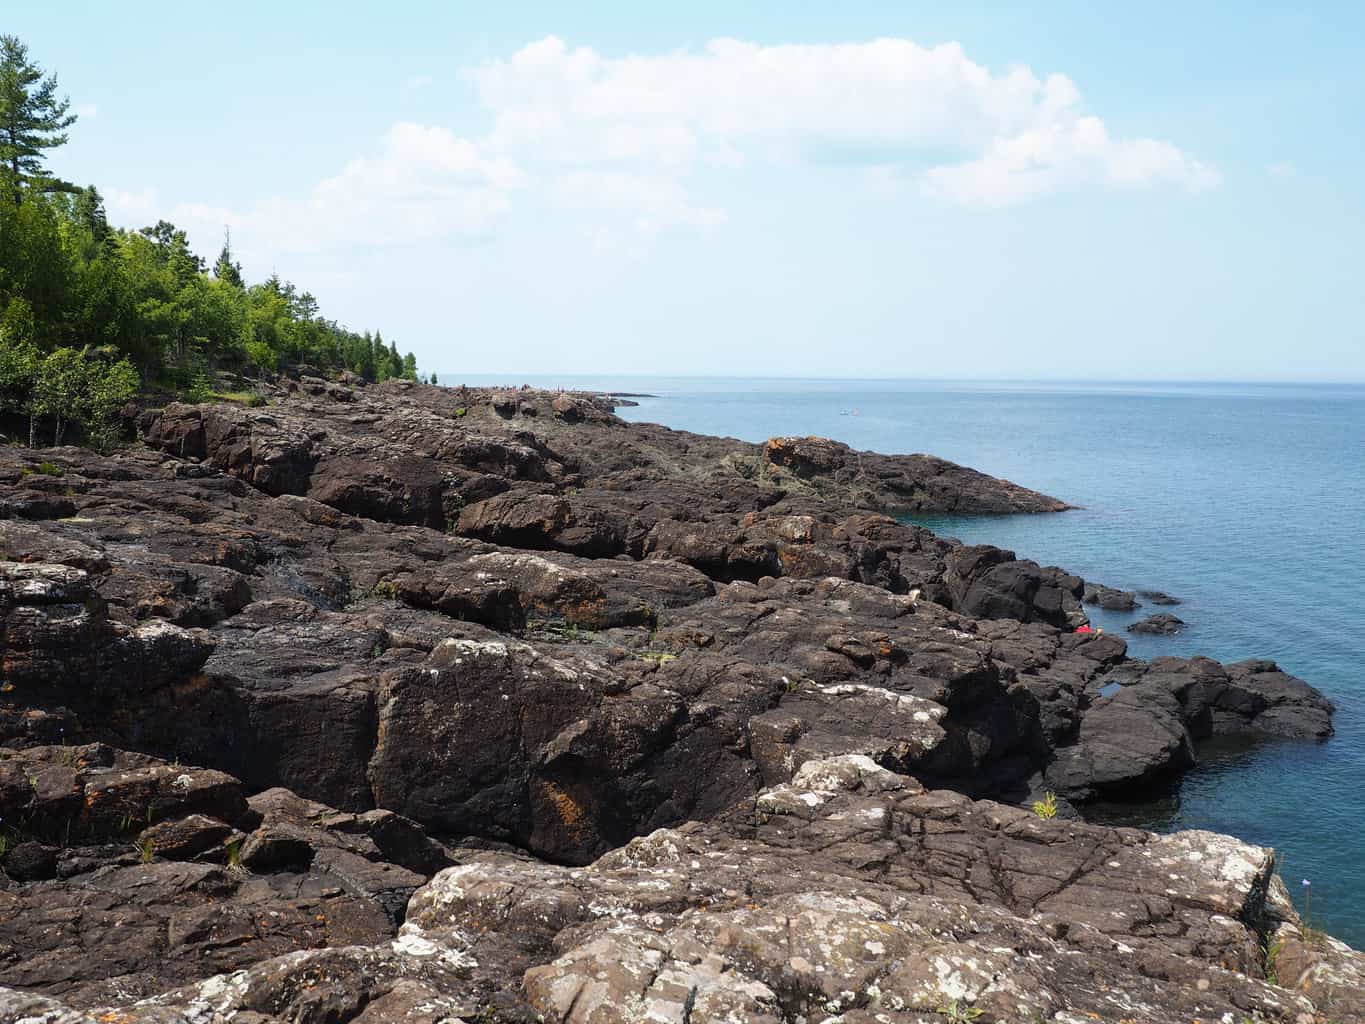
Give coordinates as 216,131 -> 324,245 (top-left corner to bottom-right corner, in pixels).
922,117 -> 1220,205
405,74 -> 434,89
132,35 -> 1217,265
470,36 -> 1217,209
74,102 -> 98,119
554,170 -> 725,234
1266,161 -> 1295,179
156,123 -> 524,255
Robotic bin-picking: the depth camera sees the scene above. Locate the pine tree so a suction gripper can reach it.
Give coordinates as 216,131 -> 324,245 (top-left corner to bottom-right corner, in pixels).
358,331 -> 377,381
372,330 -> 389,381
213,227 -> 244,287
72,185 -> 108,241
0,35 -> 77,203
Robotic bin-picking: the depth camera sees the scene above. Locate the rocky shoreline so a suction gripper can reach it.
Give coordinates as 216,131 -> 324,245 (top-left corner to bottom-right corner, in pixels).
1,376 -> 1358,1023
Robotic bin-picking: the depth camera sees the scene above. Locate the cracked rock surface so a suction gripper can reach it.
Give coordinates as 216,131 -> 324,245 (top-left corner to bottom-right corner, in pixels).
0,378 -> 1351,1021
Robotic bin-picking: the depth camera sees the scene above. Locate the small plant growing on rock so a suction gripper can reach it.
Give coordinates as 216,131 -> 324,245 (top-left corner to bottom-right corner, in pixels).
1296,879 -> 1331,949
638,651 -> 677,664
371,580 -> 399,600
1031,792 -> 1059,819
1263,934 -> 1283,985
138,834 -> 155,864
936,999 -> 983,1023
549,622 -> 592,643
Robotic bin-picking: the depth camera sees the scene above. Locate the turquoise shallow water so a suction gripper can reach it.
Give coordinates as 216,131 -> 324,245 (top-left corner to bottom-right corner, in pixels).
450,375 -> 1365,943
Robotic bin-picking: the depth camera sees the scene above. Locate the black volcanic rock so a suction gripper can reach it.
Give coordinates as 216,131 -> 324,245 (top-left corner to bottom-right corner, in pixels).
761,434 -> 1072,514
1083,582 -> 1141,610
1139,588 -> 1182,605
945,544 -> 1087,629
0,378 -> 1354,1022
1129,612 -> 1185,634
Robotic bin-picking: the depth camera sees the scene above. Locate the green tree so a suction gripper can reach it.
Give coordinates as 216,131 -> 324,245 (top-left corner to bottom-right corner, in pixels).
0,35 -> 77,203
0,34 -> 421,405
213,227 -> 243,287
0,334 -> 40,444
26,346 -> 138,448
0,197 -> 70,338
140,220 -> 204,285
32,346 -> 85,444
71,185 -> 109,244
81,352 -> 138,449
357,330 -> 377,381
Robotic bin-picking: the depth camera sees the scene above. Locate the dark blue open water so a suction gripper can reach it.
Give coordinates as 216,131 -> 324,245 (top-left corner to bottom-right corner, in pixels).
450,375 -> 1365,943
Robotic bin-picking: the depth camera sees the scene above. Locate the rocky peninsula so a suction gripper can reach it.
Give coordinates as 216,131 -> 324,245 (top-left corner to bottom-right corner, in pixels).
0,376 -> 1358,1023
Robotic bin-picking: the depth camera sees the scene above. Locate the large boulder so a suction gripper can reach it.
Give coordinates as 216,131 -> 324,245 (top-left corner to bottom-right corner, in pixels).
1128,611 -> 1185,634
309,454 -> 448,529
1083,581 -> 1141,610
943,544 -> 1087,629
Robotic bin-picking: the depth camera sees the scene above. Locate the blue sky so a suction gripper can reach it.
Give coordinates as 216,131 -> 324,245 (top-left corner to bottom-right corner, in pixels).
12,1 -> 1365,380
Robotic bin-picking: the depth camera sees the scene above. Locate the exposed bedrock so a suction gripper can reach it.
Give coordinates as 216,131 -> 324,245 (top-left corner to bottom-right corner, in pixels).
0,378 -> 1350,1020
5,753 -> 1364,1023
2,382 -> 1334,853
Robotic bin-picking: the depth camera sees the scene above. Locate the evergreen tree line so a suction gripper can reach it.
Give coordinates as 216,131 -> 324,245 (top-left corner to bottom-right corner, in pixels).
0,34 -> 422,446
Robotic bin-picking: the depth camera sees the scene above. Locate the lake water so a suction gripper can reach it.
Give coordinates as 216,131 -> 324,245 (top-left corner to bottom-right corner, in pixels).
449,375 -> 1365,943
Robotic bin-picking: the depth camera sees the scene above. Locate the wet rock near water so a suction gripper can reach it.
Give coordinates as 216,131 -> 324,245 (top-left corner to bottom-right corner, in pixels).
1138,588 -> 1182,605
1129,611 -> 1186,634
1082,581 -> 1141,611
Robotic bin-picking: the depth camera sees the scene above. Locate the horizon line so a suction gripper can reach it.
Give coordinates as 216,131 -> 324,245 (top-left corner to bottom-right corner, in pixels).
428,372 -> 1365,387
